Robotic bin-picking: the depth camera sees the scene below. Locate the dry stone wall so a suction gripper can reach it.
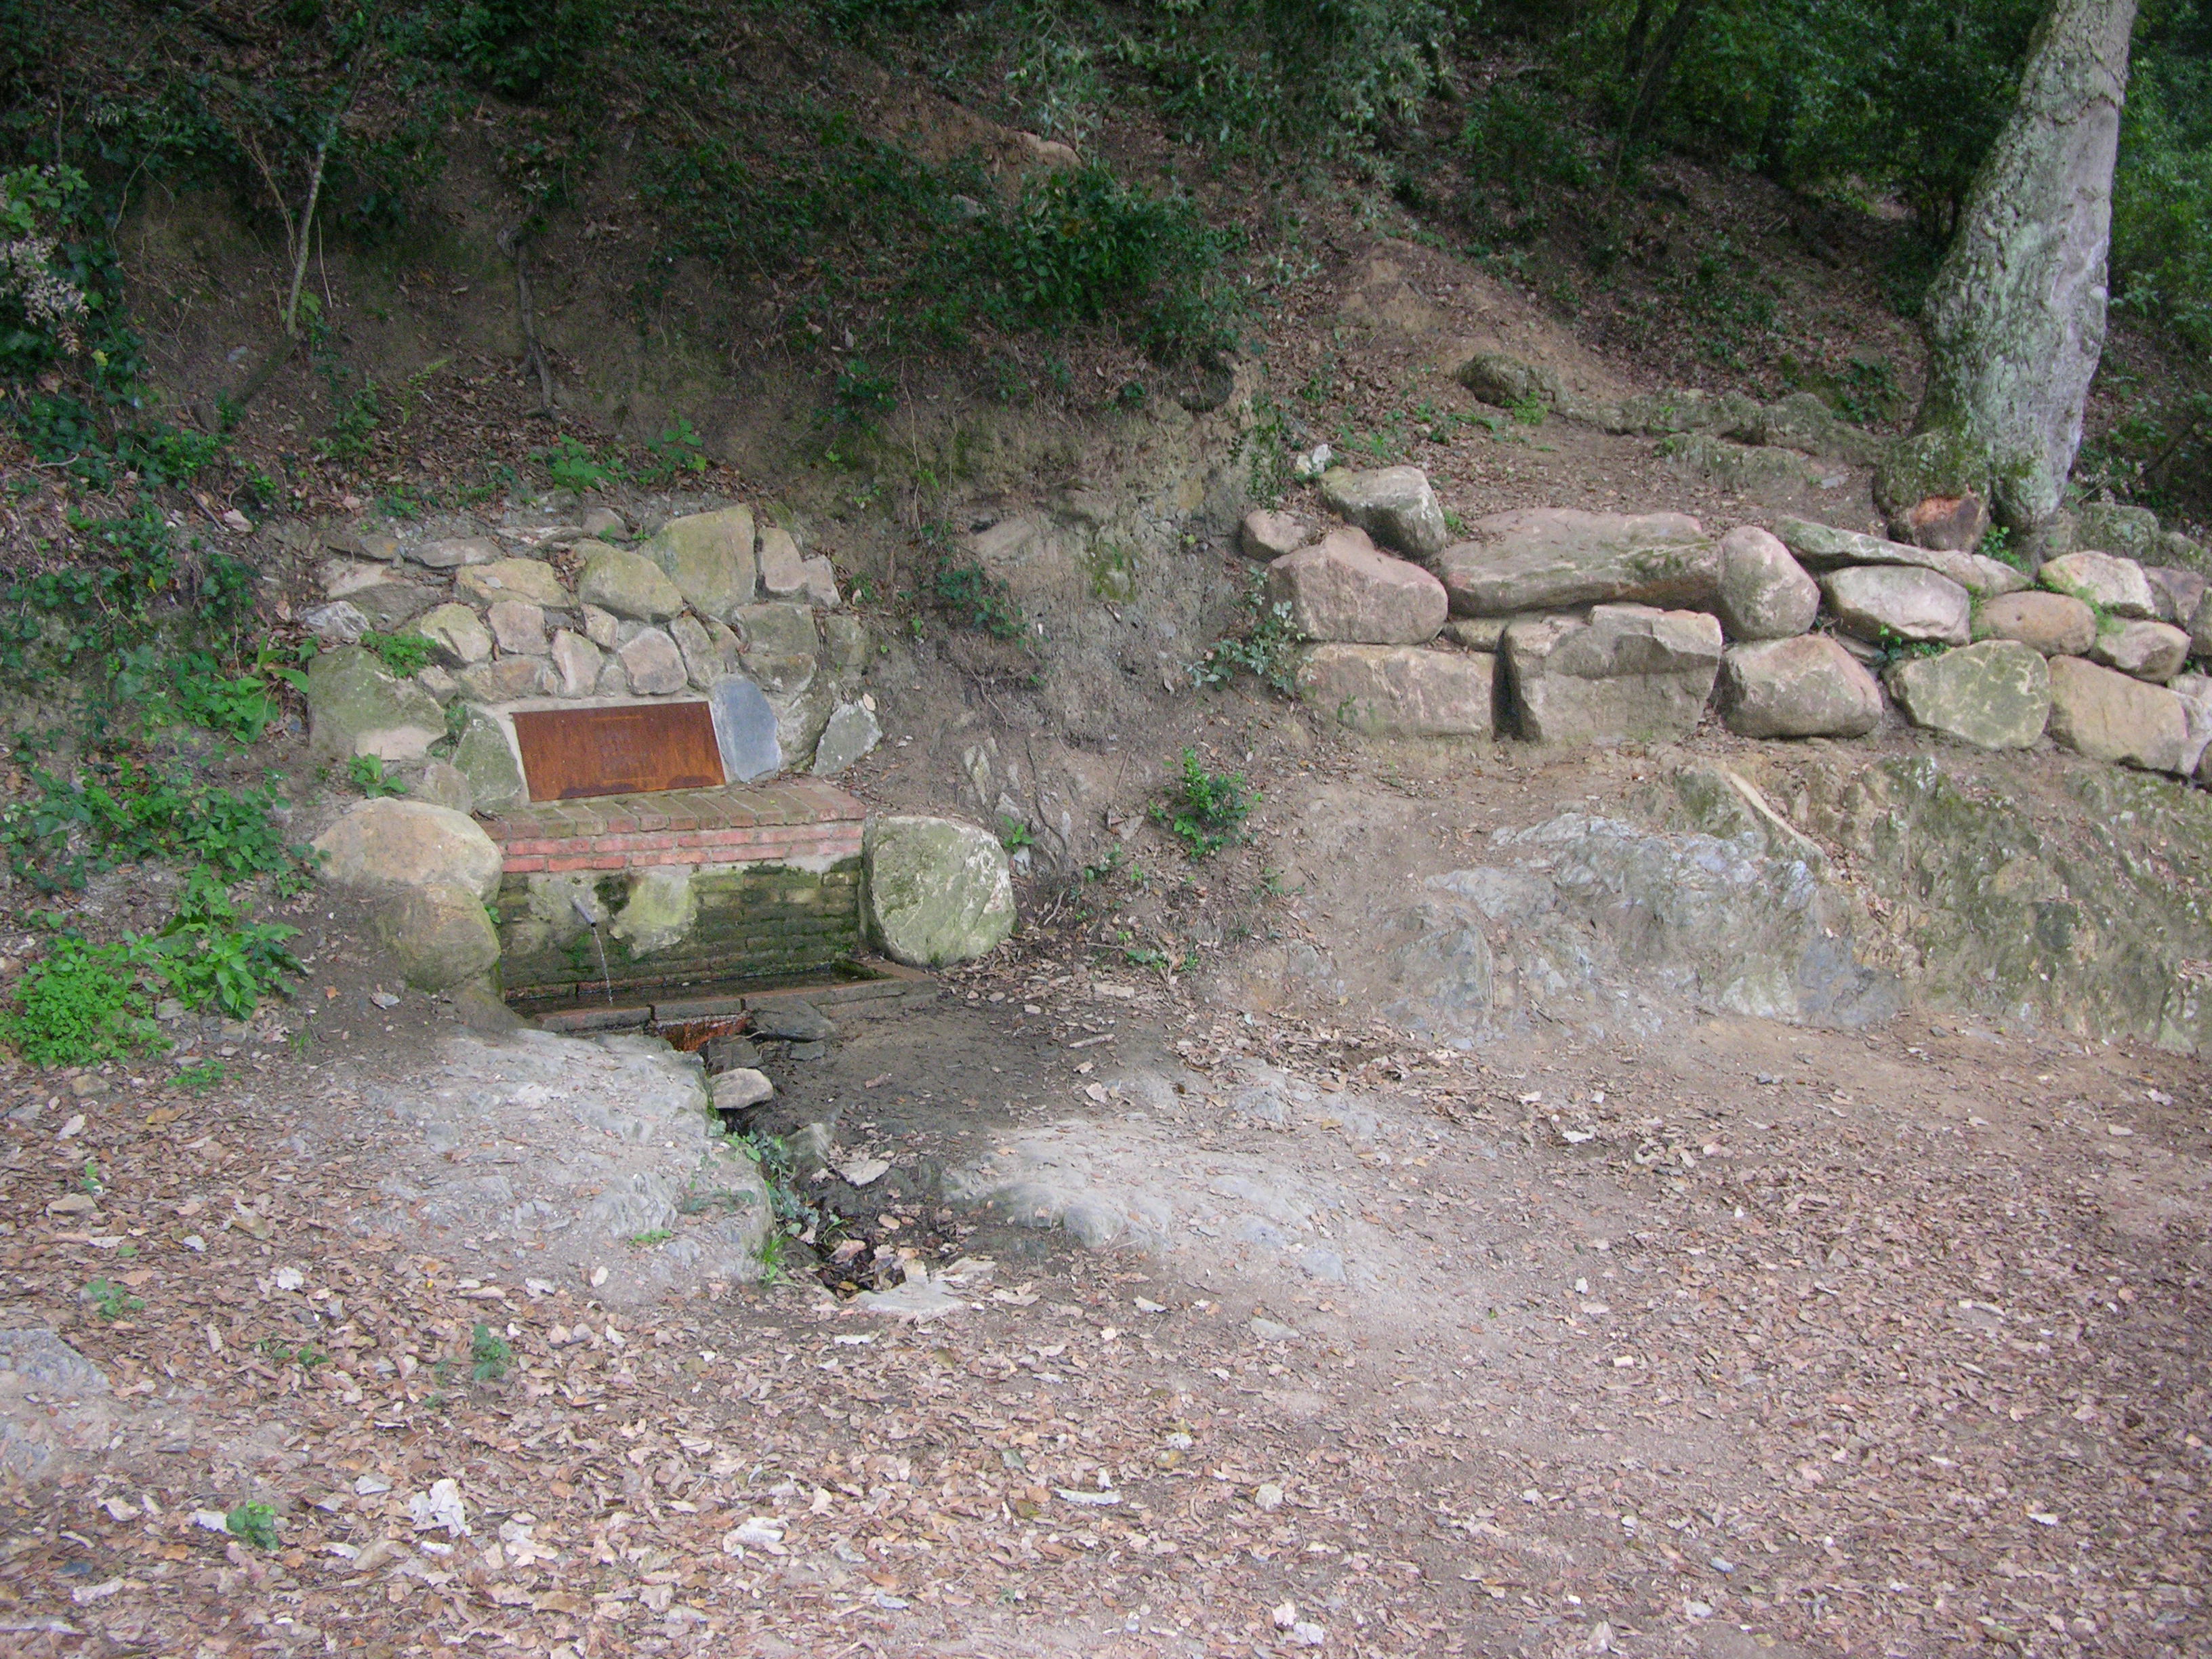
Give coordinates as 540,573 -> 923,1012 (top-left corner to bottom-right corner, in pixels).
1243,464 -> 2212,791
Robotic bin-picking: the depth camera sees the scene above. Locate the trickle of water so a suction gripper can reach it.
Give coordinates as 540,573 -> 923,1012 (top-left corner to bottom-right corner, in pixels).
573,894 -> 614,1003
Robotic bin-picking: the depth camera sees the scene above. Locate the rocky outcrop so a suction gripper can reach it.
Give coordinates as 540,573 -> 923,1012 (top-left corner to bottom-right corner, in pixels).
2046,657 -> 2190,773
1720,636 -> 1883,738
1265,529 -> 1447,644
1431,509 -> 1717,616
1294,644 -> 1495,737
1317,466 -> 1449,559
1504,605 -> 1723,745
1715,526 -> 1820,640
1885,640 -> 2051,750
1819,566 -> 1973,647
864,816 -> 1016,968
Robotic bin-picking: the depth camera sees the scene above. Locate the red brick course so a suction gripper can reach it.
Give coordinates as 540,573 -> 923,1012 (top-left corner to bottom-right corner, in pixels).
484,780 -> 866,876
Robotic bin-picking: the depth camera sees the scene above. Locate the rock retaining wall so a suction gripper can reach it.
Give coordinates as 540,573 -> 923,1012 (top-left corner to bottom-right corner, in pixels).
1246,466 -> 2212,792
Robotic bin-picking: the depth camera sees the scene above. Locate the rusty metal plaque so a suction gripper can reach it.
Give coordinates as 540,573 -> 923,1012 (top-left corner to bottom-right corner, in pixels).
512,702 -> 726,800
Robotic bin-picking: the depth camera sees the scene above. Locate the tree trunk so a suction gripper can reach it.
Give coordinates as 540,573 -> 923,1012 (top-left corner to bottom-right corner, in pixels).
1904,0 -> 2138,534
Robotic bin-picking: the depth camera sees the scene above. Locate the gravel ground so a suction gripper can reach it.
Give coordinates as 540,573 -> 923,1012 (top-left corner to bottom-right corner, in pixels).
0,933 -> 2206,1659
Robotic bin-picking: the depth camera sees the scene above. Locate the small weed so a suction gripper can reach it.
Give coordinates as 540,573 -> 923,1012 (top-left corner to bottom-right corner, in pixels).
225,1501 -> 280,1551
997,815 -> 1035,851
256,1336 -> 330,1370
348,755 -> 408,798
78,1158 -> 102,1195
1510,393 -> 1549,427
1194,573 -> 1303,694
360,631 -> 432,676
1152,748 -> 1256,861
316,381 -> 384,463
470,1322 -> 513,1382
931,560 -> 1024,641
1977,524 -> 2026,572
178,1059 -> 229,1091
85,1277 -> 143,1321
536,434 -> 618,493
756,1227 -> 790,1284
629,1227 -> 674,1247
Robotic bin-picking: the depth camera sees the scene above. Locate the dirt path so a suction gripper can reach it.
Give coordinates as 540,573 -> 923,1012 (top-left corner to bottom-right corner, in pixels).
2,919 -> 2207,1659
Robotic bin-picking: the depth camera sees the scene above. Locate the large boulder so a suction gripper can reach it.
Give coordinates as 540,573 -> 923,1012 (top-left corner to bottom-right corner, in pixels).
1773,517 -> 2028,595
1820,566 -> 1972,647
377,881 -> 501,994
644,506 -> 758,623
407,603 -> 493,668
1720,636 -> 1883,739
1294,644 -> 1495,737
2146,567 -> 2208,628
2089,619 -> 2191,683
864,816 -> 1016,968
1238,510 -> 1306,562
1750,392 -> 1885,466
455,558 -> 572,609
313,799 -> 504,901
1265,529 -> 1447,644
2196,589 -> 2212,660
1886,641 -> 2051,750
1976,591 -> 2097,656
1872,428 -> 1992,551
1431,508 -> 1716,615
577,544 -> 685,621
1317,466 -> 1449,559
2046,657 -> 2190,773
1657,432 -> 1818,496
2040,550 -> 2157,618
306,646 -> 448,762
1456,351 -> 1563,409
452,709 -> 526,813
2171,674 -> 2212,777
2074,501 -> 2164,562
1715,526 -> 1819,640
1504,605 -> 1723,745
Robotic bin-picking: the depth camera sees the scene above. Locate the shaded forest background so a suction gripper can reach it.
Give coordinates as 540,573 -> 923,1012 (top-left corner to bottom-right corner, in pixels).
1,0 -> 2207,521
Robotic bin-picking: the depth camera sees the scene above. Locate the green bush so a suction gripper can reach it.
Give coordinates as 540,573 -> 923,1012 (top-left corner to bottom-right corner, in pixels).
0,934 -> 163,1067
149,872 -> 300,1021
437,0 -> 609,100
1152,747 -> 1256,861
964,166 -> 1237,356
0,764 -> 314,895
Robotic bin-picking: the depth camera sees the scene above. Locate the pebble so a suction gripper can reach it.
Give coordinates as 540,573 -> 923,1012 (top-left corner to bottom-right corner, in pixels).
1250,1317 -> 1298,1343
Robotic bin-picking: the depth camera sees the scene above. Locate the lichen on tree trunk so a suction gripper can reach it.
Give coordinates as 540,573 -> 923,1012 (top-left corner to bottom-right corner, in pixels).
1910,0 -> 2139,531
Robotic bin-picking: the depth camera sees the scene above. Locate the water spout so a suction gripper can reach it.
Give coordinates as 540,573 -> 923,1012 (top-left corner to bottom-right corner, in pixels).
573,893 -> 614,1004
